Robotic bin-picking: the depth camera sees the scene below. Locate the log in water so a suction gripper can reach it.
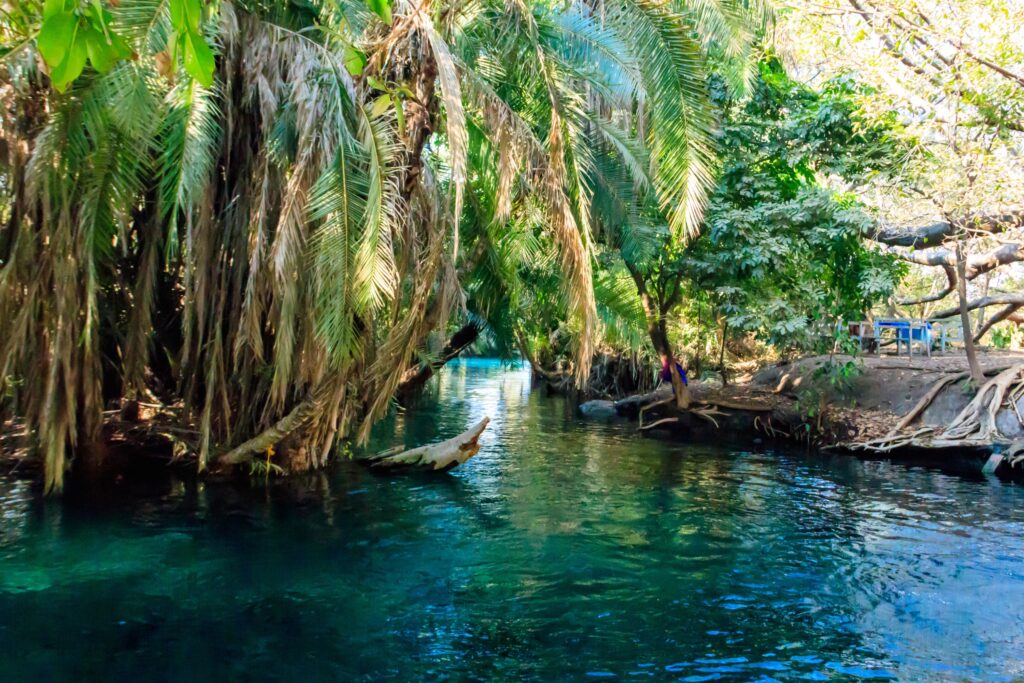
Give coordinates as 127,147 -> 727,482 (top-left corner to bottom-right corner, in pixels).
1,359 -> 1023,681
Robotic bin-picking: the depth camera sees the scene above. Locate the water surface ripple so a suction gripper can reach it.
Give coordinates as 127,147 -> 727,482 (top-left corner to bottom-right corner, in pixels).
2,359 -> 1024,681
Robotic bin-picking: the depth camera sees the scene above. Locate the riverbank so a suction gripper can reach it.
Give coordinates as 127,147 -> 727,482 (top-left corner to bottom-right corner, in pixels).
579,351 -> 1024,478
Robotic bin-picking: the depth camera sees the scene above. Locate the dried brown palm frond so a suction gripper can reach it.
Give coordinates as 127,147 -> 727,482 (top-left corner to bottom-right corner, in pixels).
419,11 -> 468,228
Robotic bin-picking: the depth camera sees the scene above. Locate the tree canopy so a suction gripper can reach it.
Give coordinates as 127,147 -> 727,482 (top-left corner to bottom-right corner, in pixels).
0,0 -> 767,491
3,0 -> 1022,494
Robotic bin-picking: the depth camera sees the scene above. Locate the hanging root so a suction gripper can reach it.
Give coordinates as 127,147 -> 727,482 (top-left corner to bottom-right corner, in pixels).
637,396 -> 752,433
1005,442 -> 1024,470
690,406 -> 727,428
639,416 -> 679,431
638,396 -> 675,429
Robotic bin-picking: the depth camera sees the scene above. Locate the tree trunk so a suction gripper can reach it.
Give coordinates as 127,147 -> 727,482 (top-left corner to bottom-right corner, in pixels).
956,241 -> 985,384
396,322 -> 481,401
649,320 -> 691,410
718,317 -> 729,386
624,260 -> 690,409
978,273 -> 991,329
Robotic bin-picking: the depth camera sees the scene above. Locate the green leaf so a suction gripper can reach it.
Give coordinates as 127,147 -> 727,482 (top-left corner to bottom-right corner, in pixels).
343,45 -> 366,76
169,0 -> 186,28
84,26 -> 116,72
37,12 -> 76,67
182,29 -> 214,86
88,0 -> 109,36
166,29 -> 178,63
369,93 -> 391,118
393,97 -> 405,136
108,30 -> 134,61
170,0 -> 202,32
42,0 -> 69,20
365,0 -> 391,25
366,75 -> 387,91
183,0 -> 203,32
50,25 -> 87,92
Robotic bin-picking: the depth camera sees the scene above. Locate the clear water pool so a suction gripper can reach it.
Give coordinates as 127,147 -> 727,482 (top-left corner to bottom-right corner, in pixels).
2,359 -> 1023,681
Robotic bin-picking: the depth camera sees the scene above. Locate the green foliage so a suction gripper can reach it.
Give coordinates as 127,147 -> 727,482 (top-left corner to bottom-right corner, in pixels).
34,0 -> 215,91
167,0 -> 214,85
2,0 -> 765,490
991,326 -> 1013,350
38,0 -> 133,91
364,0 -> 391,25
683,57 -> 906,353
794,358 -> 862,441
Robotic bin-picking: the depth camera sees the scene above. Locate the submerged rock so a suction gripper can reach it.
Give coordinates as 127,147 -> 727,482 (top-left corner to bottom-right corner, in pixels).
578,400 -> 618,420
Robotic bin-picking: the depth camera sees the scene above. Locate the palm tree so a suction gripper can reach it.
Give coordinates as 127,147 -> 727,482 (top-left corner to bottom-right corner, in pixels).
0,0 -> 766,492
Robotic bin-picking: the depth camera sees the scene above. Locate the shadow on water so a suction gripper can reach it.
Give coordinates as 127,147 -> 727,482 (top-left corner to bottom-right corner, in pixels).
2,358 -> 1024,681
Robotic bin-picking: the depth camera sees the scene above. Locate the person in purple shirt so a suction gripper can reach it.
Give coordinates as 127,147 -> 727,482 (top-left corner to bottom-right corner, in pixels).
660,359 -> 688,393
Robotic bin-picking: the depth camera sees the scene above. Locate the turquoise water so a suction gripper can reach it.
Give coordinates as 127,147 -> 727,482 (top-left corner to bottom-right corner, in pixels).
2,358 -> 1024,681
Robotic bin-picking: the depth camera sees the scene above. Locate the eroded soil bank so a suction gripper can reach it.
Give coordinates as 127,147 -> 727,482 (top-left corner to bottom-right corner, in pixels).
579,351 -> 1024,478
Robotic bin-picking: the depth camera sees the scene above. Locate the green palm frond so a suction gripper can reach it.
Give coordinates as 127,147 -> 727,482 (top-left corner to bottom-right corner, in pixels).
607,0 -> 718,239
157,80 -> 221,257
595,265 -> 650,352
352,107 -> 401,312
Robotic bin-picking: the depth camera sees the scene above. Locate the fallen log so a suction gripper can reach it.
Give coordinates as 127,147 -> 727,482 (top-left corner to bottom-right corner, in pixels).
364,417 -> 491,471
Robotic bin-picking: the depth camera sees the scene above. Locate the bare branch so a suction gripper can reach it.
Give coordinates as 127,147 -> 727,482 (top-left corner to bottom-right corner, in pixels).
931,294 -> 1024,320
871,211 -> 1024,248
897,264 -> 955,306
974,304 -> 1023,342
894,242 -> 1024,279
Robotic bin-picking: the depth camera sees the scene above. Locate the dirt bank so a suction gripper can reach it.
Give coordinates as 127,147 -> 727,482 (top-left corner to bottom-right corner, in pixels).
579,351 -> 1024,478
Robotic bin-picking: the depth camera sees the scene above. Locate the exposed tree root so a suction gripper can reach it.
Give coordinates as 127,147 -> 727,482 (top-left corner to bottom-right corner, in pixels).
690,406 -> 727,428
637,395 -> 767,431
889,371 -> 969,435
638,396 -> 675,429
639,417 -> 679,431
1004,442 -> 1024,470
848,364 -> 1024,451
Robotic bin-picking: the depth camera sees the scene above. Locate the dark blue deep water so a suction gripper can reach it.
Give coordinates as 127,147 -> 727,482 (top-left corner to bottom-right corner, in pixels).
2,359 -> 1024,681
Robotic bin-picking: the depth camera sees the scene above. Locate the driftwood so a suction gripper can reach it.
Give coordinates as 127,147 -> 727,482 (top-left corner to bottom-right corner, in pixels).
365,417 -> 490,470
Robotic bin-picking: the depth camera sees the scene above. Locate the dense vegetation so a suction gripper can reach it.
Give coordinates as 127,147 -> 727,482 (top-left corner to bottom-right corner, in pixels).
1,0 -> 770,490
1,0 -> 1022,492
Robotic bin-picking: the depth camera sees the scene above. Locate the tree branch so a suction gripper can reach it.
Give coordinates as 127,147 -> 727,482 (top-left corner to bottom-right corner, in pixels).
894,242 -> 1024,279
931,294 -> 1024,320
974,304 -> 1023,342
897,264 -> 955,305
216,394 -> 324,465
871,211 -> 1024,248
396,321 -> 481,400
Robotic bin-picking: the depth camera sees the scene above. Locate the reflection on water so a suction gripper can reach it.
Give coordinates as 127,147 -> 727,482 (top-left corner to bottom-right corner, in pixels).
2,359 -> 1024,681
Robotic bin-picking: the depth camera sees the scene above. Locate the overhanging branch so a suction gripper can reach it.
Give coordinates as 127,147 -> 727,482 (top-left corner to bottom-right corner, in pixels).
897,264 -> 955,306
930,294 -> 1024,320
894,242 -> 1024,279
872,211 -> 1024,248
974,304 -> 1023,342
